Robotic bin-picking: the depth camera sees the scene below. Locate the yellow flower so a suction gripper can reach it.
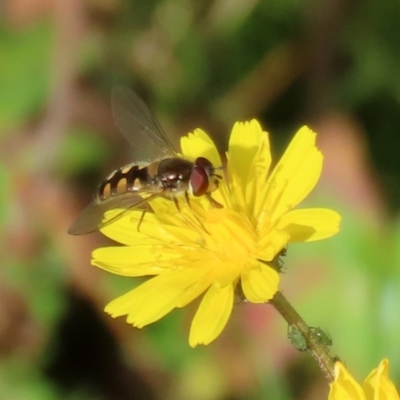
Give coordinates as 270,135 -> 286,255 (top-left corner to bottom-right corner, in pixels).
92,120 -> 341,347
329,359 -> 399,400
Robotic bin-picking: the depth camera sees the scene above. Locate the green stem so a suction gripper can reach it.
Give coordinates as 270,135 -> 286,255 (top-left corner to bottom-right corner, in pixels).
270,291 -> 336,382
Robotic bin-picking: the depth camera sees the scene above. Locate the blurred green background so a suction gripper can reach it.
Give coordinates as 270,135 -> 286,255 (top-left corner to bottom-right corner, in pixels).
1,0 -> 400,399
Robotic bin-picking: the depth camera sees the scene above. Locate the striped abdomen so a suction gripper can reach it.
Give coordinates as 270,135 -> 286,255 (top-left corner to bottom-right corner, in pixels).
95,162 -> 160,201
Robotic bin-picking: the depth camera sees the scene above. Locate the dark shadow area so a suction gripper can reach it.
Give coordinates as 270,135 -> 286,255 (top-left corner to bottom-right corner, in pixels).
44,289 -> 156,400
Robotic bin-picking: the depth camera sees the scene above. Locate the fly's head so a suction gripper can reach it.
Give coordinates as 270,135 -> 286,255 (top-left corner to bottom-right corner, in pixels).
189,157 -> 221,197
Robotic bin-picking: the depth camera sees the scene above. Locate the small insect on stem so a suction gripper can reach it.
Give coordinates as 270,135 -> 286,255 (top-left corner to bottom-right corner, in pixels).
270,246 -> 287,272
287,325 -> 333,352
287,325 -> 307,352
309,327 -> 332,346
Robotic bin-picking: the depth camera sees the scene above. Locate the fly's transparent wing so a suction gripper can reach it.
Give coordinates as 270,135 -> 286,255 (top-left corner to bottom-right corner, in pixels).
112,85 -> 177,163
68,191 -> 166,235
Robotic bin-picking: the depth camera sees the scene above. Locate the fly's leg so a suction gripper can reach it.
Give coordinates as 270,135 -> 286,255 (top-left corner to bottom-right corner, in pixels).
205,193 -> 223,208
137,204 -> 151,232
173,196 -> 181,211
137,209 -> 146,232
184,191 -> 191,208
172,193 -> 193,210
175,192 -> 211,234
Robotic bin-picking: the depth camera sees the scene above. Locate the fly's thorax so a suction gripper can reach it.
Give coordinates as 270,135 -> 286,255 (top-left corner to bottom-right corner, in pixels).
96,163 -> 156,200
157,158 -> 194,192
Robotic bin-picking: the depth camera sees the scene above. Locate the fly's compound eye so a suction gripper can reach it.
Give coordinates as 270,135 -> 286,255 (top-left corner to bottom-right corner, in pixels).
194,157 -> 213,169
189,157 -> 214,197
189,167 -> 209,197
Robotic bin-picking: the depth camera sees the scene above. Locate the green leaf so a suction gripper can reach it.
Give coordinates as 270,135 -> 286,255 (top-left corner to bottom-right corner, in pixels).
0,22 -> 53,131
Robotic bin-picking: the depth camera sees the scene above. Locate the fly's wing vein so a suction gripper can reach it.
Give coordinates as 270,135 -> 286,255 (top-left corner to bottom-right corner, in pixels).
68,190 -> 166,235
111,86 -> 177,163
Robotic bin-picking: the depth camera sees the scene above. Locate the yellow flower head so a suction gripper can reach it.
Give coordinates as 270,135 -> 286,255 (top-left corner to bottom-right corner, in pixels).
329,359 -> 399,400
92,120 -> 341,347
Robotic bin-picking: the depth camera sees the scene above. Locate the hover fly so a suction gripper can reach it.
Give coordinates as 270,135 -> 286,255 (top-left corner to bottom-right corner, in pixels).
68,86 -> 221,235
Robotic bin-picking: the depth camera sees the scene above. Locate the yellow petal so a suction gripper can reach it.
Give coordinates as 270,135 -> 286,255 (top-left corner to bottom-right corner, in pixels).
241,261 -> 280,302
175,281 -> 212,309
276,208 -> 341,242
92,245 -> 181,276
189,284 -> 234,347
228,120 -> 270,195
263,126 -> 323,221
222,168 -> 247,211
105,268 -> 205,327
244,135 -> 272,217
257,230 -> 289,261
100,210 -> 148,245
329,362 -> 366,400
103,206 -> 206,246
363,359 -> 399,400
180,128 -> 222,167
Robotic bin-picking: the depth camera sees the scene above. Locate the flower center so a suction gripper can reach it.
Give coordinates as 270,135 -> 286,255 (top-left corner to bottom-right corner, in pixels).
202,209 -> 257,265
